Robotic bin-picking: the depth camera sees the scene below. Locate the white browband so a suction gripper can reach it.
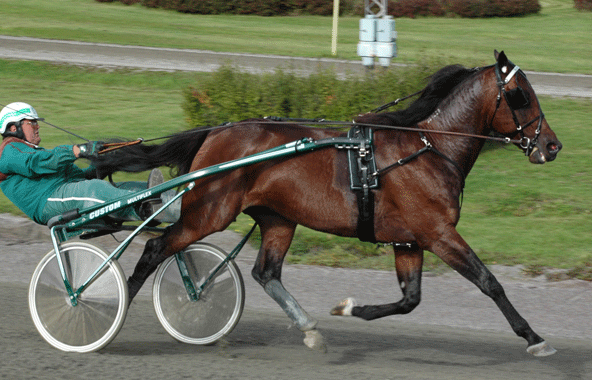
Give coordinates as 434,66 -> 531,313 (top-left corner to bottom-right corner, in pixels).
504,65 -> 520,84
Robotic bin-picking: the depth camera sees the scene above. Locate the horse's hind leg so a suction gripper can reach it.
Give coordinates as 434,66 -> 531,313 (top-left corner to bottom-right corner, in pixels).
127,226 -> 179,301
331,246 -> 424,319
430,229 -> 556,356
249,210 -> 326,352
127,221 -> 206,301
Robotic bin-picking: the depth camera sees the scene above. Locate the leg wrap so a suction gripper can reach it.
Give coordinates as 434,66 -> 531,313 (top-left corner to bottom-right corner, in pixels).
264,279 -> 317,331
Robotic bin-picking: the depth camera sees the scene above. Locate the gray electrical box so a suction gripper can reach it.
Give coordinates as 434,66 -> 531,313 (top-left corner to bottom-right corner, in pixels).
376,16 -> 396,42
359,15 -> 376,41
357,15 -> 397,68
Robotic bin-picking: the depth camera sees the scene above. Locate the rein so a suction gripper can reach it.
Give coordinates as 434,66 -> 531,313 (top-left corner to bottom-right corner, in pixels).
90,118 -> 523,155
99,138 -> 144,154
260,118 -> 524,145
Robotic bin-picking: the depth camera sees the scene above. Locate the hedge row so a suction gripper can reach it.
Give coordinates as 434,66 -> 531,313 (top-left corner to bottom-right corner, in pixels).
182,62 -> 445,128
96,0 -> 359,16
575,0 -> 592,10
393,0 -> 540,18
97,0 -> 542,18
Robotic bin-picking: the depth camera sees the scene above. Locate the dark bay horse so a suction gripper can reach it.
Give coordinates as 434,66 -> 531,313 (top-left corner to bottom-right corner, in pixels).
92,51 -> 561,356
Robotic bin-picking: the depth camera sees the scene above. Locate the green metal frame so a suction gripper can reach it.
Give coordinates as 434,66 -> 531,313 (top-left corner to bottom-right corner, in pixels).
48,135 -> 370,306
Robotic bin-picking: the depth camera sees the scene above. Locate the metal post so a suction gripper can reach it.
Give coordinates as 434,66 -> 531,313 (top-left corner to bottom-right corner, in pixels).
364,0 -> 388,17
331,0 -> 339,55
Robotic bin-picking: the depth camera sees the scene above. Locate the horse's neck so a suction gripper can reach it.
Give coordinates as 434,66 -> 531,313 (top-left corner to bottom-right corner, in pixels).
418,73 -> 495,177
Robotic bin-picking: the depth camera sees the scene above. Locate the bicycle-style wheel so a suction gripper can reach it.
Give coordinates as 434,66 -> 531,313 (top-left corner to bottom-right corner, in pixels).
28,242 -> 128,353
152,243 -> 245,345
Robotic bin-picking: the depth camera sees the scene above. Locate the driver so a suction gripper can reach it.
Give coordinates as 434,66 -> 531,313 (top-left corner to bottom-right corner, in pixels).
0,102 -> 177,225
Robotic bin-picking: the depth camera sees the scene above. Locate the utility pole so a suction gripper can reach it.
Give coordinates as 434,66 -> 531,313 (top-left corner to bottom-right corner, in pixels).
331,0 -> 339,55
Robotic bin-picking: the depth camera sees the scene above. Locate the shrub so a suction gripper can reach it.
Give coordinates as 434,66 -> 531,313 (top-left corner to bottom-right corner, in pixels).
575,0 -> 592,10
141,0 -> 233,14
182,61 -> 445,128
99,0 -> 541,17
446,0 -> 541,17
233,0 -> 292,16
391,0 -> 445,18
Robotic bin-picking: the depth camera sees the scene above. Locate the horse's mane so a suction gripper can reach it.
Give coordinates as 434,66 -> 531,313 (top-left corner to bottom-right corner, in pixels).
357,64 -> 479,127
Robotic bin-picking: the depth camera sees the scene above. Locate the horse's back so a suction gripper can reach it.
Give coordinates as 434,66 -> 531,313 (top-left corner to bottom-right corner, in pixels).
188,120 -> 360,236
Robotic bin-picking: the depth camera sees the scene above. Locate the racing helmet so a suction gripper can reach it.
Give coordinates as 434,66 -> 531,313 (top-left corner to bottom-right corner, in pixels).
0,102 -> 44,135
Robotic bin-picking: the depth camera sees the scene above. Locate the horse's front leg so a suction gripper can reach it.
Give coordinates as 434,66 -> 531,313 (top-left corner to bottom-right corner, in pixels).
428,228 -> 556,357
249,211 -> 326,352
331,246 -> 424,319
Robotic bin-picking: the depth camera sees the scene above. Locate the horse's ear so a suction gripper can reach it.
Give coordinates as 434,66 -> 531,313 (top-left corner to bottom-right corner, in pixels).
495,50 -> 508,67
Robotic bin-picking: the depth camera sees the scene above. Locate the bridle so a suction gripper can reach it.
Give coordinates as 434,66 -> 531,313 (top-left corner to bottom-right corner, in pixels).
492,64 -> 544,157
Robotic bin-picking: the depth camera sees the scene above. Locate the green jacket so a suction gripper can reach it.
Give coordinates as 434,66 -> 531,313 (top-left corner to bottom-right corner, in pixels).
0,138 -> 94,224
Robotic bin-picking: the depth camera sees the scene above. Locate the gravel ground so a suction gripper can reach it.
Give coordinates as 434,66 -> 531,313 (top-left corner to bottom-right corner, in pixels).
1,215 -> 591,379
1,213 -> 591,341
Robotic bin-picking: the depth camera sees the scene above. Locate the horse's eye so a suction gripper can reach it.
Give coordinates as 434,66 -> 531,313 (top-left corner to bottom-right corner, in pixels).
506,87 -> 530,109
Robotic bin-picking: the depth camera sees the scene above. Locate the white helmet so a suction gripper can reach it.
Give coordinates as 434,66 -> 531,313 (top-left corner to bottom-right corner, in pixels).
0,102 -> 44,135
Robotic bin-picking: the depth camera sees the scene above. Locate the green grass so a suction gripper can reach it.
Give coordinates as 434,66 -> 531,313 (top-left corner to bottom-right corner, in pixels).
0,0 -> 591,73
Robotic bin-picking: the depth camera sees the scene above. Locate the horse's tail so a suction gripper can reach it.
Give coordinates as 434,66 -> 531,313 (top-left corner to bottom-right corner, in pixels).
91,128 -> 210,178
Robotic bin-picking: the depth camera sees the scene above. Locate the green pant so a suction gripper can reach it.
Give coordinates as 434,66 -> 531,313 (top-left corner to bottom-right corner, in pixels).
41,179 -> 145,225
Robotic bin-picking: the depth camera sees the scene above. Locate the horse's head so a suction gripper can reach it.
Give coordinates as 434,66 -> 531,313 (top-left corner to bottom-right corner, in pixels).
489,50 -> 562,164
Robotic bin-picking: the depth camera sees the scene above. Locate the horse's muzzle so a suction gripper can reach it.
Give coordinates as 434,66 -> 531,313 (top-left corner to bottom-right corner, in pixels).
529,140 -> 562,164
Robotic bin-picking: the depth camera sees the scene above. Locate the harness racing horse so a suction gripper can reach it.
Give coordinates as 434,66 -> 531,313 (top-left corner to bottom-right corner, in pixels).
92,51 -> 562,356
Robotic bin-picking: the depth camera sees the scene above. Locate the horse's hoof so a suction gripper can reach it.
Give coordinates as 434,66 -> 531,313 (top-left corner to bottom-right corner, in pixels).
526,341 -> 557,357
330,297 -> 356,316
303,329 -> 327,353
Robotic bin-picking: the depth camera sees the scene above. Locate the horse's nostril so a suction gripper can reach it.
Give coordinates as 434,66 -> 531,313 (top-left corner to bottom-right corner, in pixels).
548,142 -> 561,154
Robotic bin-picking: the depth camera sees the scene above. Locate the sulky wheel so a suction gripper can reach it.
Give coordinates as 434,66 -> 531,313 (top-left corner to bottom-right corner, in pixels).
152,242 -> 245,345
28,242 -> 128,353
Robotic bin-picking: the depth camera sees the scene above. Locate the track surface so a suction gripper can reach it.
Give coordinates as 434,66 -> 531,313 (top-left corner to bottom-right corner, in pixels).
0,215 -> 591,380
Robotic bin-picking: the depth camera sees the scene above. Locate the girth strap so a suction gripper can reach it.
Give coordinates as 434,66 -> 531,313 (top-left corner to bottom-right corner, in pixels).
347,126 -> 378,243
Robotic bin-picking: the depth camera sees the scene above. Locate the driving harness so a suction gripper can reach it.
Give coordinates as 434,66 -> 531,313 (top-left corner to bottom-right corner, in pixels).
347,126 -> 379,243
344,124 -> 465,244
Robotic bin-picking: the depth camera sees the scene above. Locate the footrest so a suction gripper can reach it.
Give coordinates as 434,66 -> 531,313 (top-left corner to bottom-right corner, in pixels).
47,209 -> 81,229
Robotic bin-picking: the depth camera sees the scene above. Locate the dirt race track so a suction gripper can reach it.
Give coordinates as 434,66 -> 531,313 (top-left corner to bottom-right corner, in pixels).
1,214 -> 591,380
